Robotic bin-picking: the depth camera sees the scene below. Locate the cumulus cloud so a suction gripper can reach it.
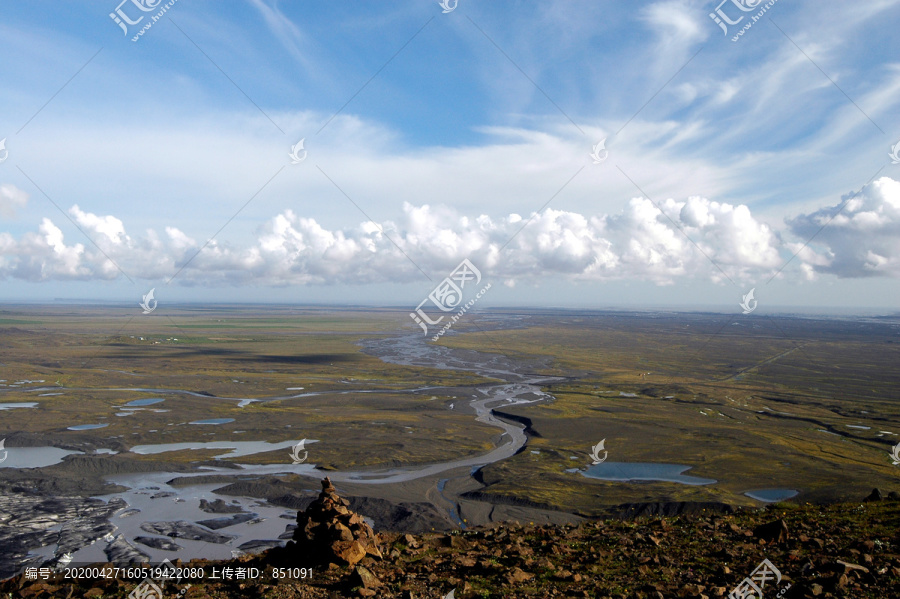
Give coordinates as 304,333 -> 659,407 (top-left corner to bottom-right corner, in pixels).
0,191 -> 791,285
7,177 -> 900,286
788,177 -> 900,278
0,219 -> 86,281
0,185 -> 28,218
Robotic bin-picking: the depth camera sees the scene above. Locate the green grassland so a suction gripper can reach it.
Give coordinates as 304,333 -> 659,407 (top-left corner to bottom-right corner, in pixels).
0,305 -> 498,471
2,305 -> 899,517
440,312 -> 900,515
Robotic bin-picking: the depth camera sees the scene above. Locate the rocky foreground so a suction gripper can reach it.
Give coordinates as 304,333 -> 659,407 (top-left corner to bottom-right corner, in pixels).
2,482 -> 899,598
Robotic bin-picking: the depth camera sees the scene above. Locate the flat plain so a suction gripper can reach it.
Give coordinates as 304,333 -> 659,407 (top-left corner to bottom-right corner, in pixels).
1,304 -> 899,576
441,310 -> 900,513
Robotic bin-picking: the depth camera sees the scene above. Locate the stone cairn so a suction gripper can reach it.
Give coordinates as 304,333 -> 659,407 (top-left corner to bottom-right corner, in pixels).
291,477 -> 382,567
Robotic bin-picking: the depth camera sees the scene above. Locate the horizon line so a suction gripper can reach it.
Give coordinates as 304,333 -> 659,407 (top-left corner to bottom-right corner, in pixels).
0,300 -> 896,319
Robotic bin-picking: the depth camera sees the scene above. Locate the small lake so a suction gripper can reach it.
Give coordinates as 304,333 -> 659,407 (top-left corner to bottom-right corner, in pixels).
130,439 -> 314,459
189,418 -> 235,425
0,447 -> 84,468
0,402 -> 38,410
124,398 -> 165,407
580,462 -> 716,485
67,423 -> 109,431
744,488 -> 799,502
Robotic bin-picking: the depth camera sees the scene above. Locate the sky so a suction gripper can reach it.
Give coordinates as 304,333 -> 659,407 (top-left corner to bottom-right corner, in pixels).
0,0 -> 899,314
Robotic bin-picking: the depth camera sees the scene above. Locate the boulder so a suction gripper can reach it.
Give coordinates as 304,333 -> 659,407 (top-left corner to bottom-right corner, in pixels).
863,488 -> 883,502
351,565 -> 381,589
752,519 -> 789,545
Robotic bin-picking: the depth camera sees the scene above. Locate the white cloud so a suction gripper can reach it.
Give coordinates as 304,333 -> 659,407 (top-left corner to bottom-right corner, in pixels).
0,191 -> 790,286
0,184 -> 28,218
0,218 -> 86,281
70,205 -> 128,245
13,176 -> 900,290
640,1 -> 707,56
788,177 -> 900,278
245,0 -> 315,72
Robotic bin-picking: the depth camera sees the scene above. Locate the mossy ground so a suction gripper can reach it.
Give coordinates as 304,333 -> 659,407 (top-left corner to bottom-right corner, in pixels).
437,312 -> 900,513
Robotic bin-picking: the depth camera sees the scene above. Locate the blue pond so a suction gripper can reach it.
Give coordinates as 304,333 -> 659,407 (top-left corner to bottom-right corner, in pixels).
189,418 -> 235,425
67,423 -> 109,431
0,447 -> 84,468
744,488 -> 799,502
580,462 -> 716,485
124,398 -> 165,407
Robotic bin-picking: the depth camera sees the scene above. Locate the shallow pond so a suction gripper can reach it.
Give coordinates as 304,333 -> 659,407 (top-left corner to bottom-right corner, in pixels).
744,488 -> 799,502
0,447 -> 83,468
189,418 -> 235,425
124,398 -> 165,407
130,439 -> 311,459
67,423 -> 109,431
580,462 -> 716,485
0,402 -> 38,410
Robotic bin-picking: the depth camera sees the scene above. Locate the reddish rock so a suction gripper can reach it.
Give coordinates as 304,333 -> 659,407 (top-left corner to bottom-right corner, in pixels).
291,477 -> 383,567
507,567 -> 533,584
351,565 -> 381,589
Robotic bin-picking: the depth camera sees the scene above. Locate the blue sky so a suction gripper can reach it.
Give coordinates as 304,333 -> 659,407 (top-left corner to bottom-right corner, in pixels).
0,0 -> 899,313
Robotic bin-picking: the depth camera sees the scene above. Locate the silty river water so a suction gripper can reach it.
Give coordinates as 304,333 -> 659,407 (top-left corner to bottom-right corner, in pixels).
19,330 -> 561,565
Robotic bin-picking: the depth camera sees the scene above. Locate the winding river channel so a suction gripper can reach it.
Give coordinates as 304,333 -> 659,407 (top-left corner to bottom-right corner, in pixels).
54,330 -> 560,565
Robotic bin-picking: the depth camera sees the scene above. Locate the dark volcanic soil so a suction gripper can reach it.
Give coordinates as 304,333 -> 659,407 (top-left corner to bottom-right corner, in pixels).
3,490 -> 900,598
209,477 -> 450,534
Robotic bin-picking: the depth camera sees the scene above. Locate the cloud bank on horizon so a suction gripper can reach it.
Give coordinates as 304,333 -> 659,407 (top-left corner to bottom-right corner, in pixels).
1,176 -> 897,286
